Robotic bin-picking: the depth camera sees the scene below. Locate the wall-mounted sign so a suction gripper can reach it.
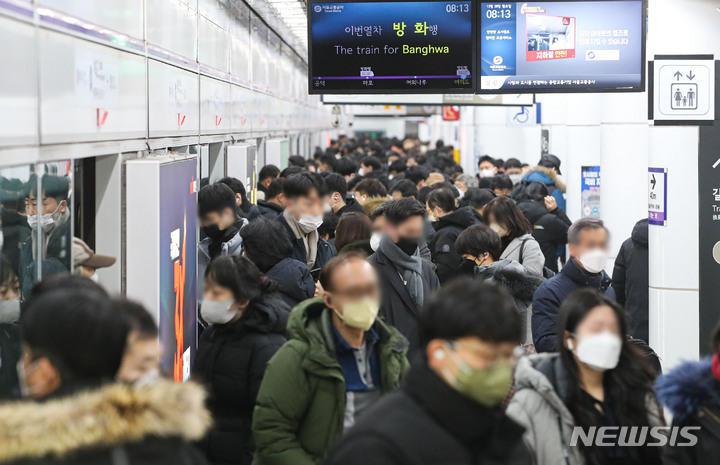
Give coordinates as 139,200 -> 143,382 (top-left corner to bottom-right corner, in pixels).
650,55 -> 716,124
648,167 -> 667,226
581,166 -> 600,217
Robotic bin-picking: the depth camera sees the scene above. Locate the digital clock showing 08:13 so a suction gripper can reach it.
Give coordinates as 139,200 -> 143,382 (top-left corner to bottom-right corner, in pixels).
445,3 -> 470,13
485,8 -> 512,19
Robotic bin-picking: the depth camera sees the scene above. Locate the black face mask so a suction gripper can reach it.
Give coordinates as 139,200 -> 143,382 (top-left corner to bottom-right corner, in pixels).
396,236 -> 420,256
460,258 -> 478,275
203,224 -> 225,241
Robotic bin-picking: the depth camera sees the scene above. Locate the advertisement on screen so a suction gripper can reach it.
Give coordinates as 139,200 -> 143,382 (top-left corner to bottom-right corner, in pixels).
159,159 -> 198,382
581,166 -> 601,217
309,0 -> 475,93
480,1 -> 644,93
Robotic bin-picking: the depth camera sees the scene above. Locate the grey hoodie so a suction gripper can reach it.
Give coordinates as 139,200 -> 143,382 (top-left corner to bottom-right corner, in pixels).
507,353 -> 664,465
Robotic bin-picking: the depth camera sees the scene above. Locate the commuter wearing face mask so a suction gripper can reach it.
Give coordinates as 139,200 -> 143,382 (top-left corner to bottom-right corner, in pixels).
456,225 -> 544,345
368,198 -> 440,356
194,255 -> 289,465
484,196 -> 545,277
532,217 -> 614,353
325,173 -> 367,217
276,172 -> 336,270
19,175 -> 72,298
477,155 -> 498,179
198,183 -> 247,303
2,280 -> 211,465
329,279 -> 532,465
508,289 -> 663,465
252,254 -> 409,465
0,258 -> 21,399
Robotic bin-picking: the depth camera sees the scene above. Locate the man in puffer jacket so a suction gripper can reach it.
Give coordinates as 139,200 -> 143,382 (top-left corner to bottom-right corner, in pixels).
252,255 -> 409,465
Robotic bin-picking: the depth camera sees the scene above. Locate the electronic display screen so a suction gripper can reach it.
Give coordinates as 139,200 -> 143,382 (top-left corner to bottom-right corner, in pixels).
479,1 -> 645,93
309,0 -> 475,94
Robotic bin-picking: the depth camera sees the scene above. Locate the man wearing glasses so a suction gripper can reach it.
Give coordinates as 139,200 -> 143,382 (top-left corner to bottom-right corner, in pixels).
329,278 -> 532,465
252,252 -> 410,465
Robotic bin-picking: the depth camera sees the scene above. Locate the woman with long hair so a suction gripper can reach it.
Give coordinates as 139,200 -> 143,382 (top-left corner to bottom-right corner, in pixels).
335,212 -> 373,256
193,255 -> 290,465
483,196 -> 545,277
507,289 -> 664,465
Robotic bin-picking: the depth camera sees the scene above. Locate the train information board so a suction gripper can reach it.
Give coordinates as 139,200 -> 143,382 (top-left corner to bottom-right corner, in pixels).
309,0 -> 475,94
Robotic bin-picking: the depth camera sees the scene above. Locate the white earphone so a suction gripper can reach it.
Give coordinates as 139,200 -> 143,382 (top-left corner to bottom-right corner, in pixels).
567,339 -> 574,351
434,349 -> 445,360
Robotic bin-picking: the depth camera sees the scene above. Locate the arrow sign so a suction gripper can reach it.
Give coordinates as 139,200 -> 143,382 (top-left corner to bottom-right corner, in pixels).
651,173 -> 656,189
674,71 -> 683,81
687,70 -> 696,80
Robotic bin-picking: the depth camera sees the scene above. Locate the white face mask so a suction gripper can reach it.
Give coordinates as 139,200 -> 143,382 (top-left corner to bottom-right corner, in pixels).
509,173 -> 523,185
0,297 -> 20,324
134,368 -> 160,387
298,213 -> 324,233
324,202 -> 332,214
357,168 -> 365,176
27,203 -> 62,232
89,273 -> 100,283
428,213 -> 437,223
578,248 -> 608,274
370,232 -> 382,251
570,331 -> 622,372
201,298 -> 237,325
480,168 -> 495,178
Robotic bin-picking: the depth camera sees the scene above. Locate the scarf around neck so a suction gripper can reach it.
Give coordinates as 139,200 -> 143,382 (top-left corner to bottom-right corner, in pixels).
283,208 -> 319,268
378,234 -> 424,307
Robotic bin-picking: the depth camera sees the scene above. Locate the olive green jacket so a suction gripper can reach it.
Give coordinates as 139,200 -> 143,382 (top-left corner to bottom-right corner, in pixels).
251,297 -> 410,465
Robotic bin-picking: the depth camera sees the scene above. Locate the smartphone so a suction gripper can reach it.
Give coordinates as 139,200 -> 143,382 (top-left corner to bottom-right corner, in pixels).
310,268 -> 322,281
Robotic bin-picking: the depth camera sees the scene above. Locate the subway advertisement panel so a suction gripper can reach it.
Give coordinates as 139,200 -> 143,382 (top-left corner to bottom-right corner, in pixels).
309,0 -> 475,93
479,1 -> 644,93
159,159 -> 198,382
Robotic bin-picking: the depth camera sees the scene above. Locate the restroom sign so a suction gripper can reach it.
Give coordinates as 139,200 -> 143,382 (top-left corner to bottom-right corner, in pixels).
648,167 -> 667,226
650,55 -> 715,124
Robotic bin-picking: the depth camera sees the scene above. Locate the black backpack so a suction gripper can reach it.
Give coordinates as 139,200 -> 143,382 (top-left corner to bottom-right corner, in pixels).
518,237 -> 556,279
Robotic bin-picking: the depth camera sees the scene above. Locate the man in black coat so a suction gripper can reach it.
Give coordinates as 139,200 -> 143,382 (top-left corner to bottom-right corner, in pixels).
368,198 -> 440,356
517,182 -> 572,273
426,189 -> 478,283
1,280 -> 210,465
275,172 -> 336,270
256,178 -> 285,220
325,173 -> 367,217
612,218 -> 649,342
532,217 -> 615,353
329,279 -> 532,465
